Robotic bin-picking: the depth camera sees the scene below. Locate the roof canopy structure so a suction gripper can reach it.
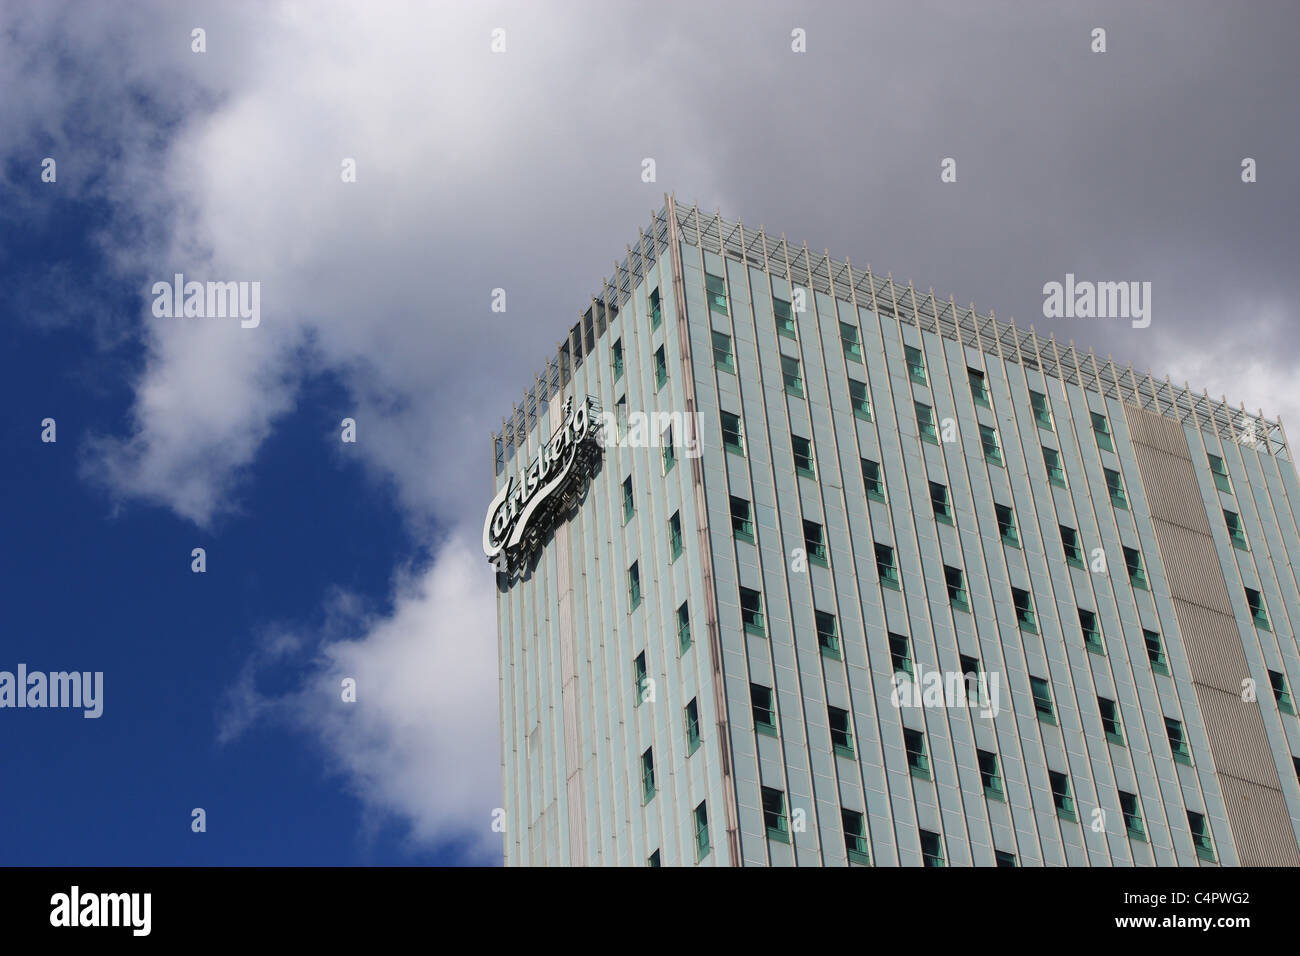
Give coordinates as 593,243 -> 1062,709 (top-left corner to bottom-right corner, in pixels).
493,198 -> 1286,475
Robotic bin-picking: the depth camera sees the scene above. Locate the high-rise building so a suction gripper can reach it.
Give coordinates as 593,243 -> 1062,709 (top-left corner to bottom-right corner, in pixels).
486,198 -> 1300,866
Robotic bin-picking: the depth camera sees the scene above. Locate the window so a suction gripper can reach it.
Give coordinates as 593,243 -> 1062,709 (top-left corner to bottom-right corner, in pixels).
762,787 -> 789,842
1049,770 -> 1076,821
968,368 -> 991,407
1060,525 -> 1084,567
1080,609 -> 1104,654
1099,696 -> 1124,744
920,830 -> 945,867
960,654 -> 981,690
945,565 -> 970,612
615,394 -> 627,440
1224,509 -> 1249,550
905,344 -> 927,385
611,338 -> 624,381
705,272 -> 728,315
1043,446 -> 1066,487
711,330 -> 734,373
804,520 -> 828,566
1144,628 -> 1169,674
916,402 -> 938,444
662,425 -> 676,474
773,296 -> 795,337
792,434 -> 816,477
1187,810 -> 1215,862
1245,587 -> 1270,629
1120,791 -> 1146,841
633,651 -> 647,705
849,379 -> 872,420
621,476 -> 635,524
930,481 -> 954,524
677,601 -> 691,653
816,610 -> 840,658
628,562 -> 642,611
978,749 -> 1004,800
1207,453 -> 1232,493
640,747 -> 656,803
751,683 -> 777,735
694,802 -> 710,861
1269,669 -> 1296,715
828,705 -> 853,756
890,633 -> 914,679
669,511 -> 683,561
1166,717 -> 1193,764
730,496 -> 754,543
1105,467 -> 1128,509
649,287 -> 662,329
648,850 -> 661,867
980,424 -> 1002,466
721,410 -> 744,454
654,345 -> 668,390
685,698 -> 701,755
781,354 -> 804,396
740,586 -> 765,636
862,458 -> 886,502
995,503 -> 1019,547
842,809 -> 870,865
1030,389 -> 1053,430
840,321 -> 862,362
904,728 -> 930,779
995,850 -> 1017,867
1124,547 -> 1148,590
1012,587 -> 1037,633
1030,675 -> 1055,723
1092,411 -> 1113,451
875,543 -> 900,590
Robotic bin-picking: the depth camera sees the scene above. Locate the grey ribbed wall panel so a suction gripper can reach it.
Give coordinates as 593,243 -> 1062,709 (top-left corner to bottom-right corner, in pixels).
1152,518 -> 1233,611
1197,685 -> 1283,788
1140,449 -> 1213,534
1220,775 -> 1300,867
1173,601 -> 1251,695
1126,405 -> 1192,458
1126,404 -> 1300,865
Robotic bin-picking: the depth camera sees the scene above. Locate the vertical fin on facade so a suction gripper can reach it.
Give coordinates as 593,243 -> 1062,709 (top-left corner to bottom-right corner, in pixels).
667,193 -> 743,865
549,391 -> 588,866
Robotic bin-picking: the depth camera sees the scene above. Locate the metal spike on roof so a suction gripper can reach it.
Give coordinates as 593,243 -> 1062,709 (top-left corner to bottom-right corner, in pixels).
491,200 -> 1287,460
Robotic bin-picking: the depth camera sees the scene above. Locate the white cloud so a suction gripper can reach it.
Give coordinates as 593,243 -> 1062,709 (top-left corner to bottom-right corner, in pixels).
1,1 -> 686,856
220,530 -> 501,861
1153,301 -> 1300,431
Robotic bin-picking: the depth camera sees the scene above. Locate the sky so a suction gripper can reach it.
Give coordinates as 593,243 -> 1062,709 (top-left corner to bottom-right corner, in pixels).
0,0 -> 1297,866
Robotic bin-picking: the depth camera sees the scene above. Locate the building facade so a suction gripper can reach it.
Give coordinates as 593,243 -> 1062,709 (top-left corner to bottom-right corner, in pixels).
487,198 -> 1300,866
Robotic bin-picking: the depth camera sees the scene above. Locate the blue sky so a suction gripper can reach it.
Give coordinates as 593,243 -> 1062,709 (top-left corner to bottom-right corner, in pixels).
3,192 -> 458,864
2,1 -> 1297,867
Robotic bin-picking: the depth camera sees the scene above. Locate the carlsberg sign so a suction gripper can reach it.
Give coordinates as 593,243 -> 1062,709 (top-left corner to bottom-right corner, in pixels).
484,395 -> 603,571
